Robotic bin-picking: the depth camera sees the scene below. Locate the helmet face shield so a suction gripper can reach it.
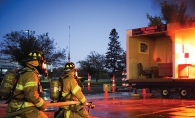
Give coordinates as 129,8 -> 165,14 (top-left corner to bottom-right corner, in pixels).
42,60 -> 47,70
39,59 -> 48,77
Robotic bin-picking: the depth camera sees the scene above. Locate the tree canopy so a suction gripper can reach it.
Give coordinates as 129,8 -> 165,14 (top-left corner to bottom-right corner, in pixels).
146,13 -> 163,26
0,30 -> 67,67
77,51 -> 105,81
160,0 -> 188,24
77,28 -> 126,80
105,28 -> 125,75
147,0 -> 194,26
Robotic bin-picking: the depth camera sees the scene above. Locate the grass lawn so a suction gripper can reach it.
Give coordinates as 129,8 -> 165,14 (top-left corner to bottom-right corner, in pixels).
41,79 -> 123,88
82,79 -> 123,86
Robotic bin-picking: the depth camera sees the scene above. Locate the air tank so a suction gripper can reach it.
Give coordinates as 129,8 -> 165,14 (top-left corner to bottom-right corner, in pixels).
0,70 -> 16,100
50,79 -> 60,102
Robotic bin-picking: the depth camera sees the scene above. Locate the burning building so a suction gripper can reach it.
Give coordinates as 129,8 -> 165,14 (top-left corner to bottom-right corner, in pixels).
126,21 -> 195,79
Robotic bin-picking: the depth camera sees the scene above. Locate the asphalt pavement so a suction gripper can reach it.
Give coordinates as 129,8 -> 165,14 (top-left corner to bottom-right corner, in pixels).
1,88 -> 195,118
0,90 -> 132,118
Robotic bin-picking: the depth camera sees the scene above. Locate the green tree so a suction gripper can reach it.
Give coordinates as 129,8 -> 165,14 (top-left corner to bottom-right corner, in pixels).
147,0 -> 191,26
160,0 -> 188,24
78,51 -> 106,82
117,50 -> 126,71
77,59 -> 96,78
0,30 -> 67,67
146,13 -> 163,26
105,28 -> 124,76
88,51 -> 105,82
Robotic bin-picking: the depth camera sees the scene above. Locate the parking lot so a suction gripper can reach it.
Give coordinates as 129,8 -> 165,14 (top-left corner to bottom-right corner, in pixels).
1,88 -> 195,118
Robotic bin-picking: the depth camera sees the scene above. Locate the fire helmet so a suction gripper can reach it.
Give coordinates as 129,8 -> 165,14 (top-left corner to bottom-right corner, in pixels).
25,50 -> 45,62
24,50 -> 48,76
64,62 -> 75,71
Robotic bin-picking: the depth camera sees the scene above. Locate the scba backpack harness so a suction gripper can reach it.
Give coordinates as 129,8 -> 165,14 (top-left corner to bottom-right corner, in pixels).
0,69 -> 36,103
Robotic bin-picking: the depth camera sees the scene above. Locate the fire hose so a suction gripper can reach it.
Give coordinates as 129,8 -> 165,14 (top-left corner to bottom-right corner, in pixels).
1,101 -> 95,118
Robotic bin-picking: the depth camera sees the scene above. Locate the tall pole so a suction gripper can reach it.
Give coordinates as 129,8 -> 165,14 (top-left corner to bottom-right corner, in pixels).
25,30 -> 29,40
68,26 -> 70,62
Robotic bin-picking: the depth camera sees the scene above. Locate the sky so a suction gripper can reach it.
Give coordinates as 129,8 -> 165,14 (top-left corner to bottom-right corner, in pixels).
0,0 -> 162,68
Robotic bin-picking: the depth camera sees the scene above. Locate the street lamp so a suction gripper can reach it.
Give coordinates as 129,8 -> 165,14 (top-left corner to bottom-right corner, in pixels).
25,30 -> 29,40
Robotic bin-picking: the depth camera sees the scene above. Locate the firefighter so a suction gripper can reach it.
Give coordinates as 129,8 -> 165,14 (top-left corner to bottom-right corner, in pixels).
54,62 -> 90,118
6,50 -> 48,118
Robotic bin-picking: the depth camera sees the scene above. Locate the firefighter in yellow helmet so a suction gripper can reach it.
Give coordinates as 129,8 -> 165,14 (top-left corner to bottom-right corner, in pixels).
6,50 -> 48,118
54,62 -> 90,118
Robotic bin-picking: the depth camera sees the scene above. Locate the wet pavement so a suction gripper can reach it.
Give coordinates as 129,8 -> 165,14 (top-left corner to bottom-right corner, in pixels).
1,89 -> 195,118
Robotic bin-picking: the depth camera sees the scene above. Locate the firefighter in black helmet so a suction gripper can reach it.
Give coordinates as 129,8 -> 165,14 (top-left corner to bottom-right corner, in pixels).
54,62 -> 90,118
6,50 -> 48,118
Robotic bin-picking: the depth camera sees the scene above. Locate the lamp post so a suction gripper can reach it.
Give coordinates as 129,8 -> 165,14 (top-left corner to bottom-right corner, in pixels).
25,30 -> 29,40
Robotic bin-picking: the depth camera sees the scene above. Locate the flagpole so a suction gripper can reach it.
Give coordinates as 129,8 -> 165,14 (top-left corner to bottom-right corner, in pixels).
68,26 -> 70,62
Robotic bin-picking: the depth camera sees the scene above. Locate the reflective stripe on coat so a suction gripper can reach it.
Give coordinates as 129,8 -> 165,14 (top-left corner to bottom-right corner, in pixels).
6,66 -> 45,112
